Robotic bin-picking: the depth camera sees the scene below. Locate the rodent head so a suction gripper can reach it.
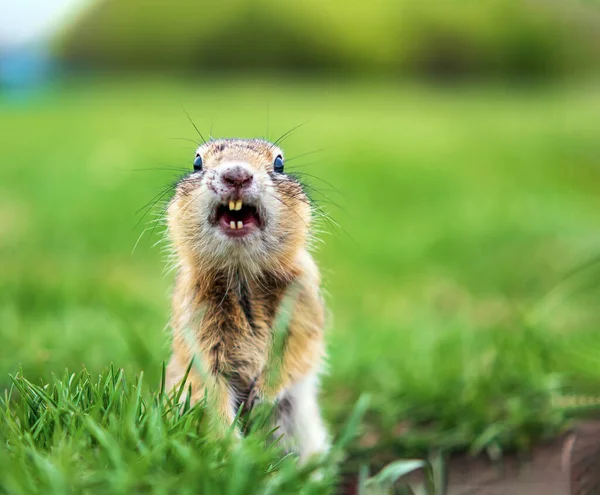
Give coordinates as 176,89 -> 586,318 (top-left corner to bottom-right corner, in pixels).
168,138 -> 311,275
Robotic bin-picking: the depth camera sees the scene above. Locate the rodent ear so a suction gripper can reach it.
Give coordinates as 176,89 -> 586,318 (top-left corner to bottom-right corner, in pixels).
193,154 -> 203,171
273,155 -> 284,173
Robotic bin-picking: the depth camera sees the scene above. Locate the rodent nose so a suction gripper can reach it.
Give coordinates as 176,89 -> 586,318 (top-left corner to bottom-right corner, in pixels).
220,166 -> 253,191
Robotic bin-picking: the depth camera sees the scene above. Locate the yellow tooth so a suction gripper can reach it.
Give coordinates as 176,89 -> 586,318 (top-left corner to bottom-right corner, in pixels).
229,221 -> 236,230
229,200 -> 235,211
237,221 -> 243,229
235,200 -> 243,211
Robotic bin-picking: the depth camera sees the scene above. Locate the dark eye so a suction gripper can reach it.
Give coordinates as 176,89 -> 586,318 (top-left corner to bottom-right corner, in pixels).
273,155 -> 284,173
193,154 -> 203,171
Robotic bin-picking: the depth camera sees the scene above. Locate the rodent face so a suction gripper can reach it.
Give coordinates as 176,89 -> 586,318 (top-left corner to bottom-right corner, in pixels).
168,139 -> 311,274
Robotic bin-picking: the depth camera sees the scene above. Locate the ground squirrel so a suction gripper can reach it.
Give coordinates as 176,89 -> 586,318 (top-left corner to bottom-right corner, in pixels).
165,138 -> 329,461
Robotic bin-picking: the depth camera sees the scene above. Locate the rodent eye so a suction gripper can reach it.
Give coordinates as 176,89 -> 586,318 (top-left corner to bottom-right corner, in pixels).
273,155 -> 284,173
193,154 -> 203,171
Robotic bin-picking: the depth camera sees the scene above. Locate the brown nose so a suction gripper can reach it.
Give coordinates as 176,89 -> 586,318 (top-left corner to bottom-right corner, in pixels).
221,166 -> 253,191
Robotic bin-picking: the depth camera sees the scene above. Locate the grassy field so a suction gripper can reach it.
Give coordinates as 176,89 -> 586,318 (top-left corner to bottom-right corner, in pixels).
2,76 -> 600,491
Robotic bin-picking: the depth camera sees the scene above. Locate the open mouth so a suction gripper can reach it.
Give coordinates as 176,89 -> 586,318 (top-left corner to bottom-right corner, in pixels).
214,199 -> 262,238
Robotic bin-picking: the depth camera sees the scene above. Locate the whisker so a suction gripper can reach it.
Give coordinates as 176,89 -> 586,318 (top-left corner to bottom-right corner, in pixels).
280,187 -> 345,238
134,185 -> 176,228
287,171 -> 343,197
132,226 -> 151,255
133,173 -> 200,236
270,122 -> 307,149
272,176 -> 343,212
209,116 -> 216,140
129,167 -> 191,174
148,211 -> 169,242
177,186 -> 210,220
273,187 -> 341,238
169,137 -> 201,146
284,148 -> 326,163
292,185 -> 344,212
266,191 -> 311,231
285,161 -> 322,170
182,106 -> 207,144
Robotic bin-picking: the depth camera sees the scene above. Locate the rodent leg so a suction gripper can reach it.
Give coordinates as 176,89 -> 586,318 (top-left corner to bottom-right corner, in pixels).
206,375 -> 239,435
277,373 -> 330,463
166,354 -> 238,435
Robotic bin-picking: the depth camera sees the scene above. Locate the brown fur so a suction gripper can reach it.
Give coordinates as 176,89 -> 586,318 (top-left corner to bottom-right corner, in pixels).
165,139 -> 326,435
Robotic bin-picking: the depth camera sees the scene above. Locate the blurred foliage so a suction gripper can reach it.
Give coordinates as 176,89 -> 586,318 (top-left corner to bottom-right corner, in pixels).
57,0 -> 600,79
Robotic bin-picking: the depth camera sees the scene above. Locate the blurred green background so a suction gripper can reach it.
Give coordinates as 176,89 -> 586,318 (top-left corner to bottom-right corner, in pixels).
2,0 -> 600,463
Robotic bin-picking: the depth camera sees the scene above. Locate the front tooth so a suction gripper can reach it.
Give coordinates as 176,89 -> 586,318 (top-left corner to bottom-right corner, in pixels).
237,221 -> 243,229
229,200 -> 235,211
230,221 -> 236,229
235,200 -> 242,211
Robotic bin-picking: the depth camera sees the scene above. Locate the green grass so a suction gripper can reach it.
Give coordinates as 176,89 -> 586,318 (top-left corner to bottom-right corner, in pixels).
0,366 -> 347,494
3,76 -> 600,491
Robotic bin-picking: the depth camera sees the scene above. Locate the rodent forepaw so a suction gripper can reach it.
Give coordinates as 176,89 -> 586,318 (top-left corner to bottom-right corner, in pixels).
241,378 -> 261,415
